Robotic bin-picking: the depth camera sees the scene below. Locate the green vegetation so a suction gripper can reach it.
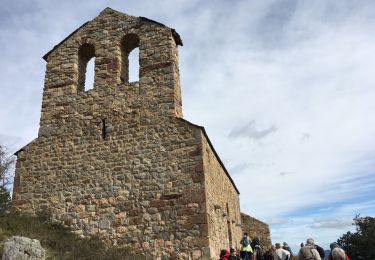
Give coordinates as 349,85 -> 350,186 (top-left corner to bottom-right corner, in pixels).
337,215 -> 375,260
0,212 -> 144,260
0,145 -> 14,213
0,188 -> 11,213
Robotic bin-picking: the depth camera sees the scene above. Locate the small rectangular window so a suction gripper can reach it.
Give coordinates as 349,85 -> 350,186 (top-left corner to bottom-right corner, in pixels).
101,118 -> 107,139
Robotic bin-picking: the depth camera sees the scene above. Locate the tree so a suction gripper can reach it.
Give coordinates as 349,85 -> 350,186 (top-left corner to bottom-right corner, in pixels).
337,215 -> 375,260
0,144 -> 15,212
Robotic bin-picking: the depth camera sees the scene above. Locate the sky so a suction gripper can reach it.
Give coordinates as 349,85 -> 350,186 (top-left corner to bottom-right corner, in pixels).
1,0 -> 375,254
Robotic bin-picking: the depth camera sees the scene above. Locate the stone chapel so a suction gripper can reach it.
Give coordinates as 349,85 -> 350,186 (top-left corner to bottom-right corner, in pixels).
12,8 -> 270,259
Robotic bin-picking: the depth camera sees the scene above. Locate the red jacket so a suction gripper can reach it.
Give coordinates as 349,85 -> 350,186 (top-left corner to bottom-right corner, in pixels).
220,250 -> 230,260
327,254 -> 350,260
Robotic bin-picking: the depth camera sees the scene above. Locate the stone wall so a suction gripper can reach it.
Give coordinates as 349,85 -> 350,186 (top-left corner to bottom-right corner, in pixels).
12,8 -> 203,259
13,101 -> 208,259
11,7 -> 254,259
241,213 -> 272,251
12,8 -> 245,260
202,134 -> 242,256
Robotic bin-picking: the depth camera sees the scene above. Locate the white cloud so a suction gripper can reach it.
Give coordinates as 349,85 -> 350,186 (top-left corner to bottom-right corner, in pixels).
267,218 -> 293,226
229,120 -> 277,141
307,219 -> 353,229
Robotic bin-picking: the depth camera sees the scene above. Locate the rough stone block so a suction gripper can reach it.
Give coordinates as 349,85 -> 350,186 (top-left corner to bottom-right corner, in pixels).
189,214 -> 208,224
2,236 -> 46,260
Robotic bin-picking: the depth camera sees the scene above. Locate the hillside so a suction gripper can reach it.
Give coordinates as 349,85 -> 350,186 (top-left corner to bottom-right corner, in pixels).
0,213 -> 143,260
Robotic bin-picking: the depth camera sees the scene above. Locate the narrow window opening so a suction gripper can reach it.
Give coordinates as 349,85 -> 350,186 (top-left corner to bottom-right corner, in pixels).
101,119 -> 107,140
128,47 -> 139,82
120,34 -> 140,83
78,43 -> 95,92
85,57 -> 95,91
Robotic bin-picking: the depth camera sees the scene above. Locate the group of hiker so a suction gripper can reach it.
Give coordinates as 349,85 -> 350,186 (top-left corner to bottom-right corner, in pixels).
219,234 -> 350,260
295,238 -> 349,260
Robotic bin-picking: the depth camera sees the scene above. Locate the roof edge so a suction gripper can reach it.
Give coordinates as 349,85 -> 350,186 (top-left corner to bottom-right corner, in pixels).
138,16 -> 166,27
14,139 -> 37,156
171,29 -> 183,46
139,17 -> 183,46
43,8 -> 183,61
177,118 -> 240,195
43,21 -> 89,61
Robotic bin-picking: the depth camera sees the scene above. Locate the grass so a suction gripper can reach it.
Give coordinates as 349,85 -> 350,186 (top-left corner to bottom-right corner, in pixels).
0,212 -> 144,260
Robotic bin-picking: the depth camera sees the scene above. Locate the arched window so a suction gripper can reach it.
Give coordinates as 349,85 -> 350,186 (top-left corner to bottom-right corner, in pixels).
78,43 -> 95,92
120,34 -> 140,83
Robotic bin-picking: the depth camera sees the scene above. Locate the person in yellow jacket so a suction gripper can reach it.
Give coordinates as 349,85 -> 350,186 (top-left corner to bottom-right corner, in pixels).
240,233 -> 253,260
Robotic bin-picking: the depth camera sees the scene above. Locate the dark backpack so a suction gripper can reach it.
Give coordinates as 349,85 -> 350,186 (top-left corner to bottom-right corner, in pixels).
284,246 -> 293,257
263,251 -> 272,259
241,238 -> 250,247
252,238 -> 261,248
315,245 -> 325,258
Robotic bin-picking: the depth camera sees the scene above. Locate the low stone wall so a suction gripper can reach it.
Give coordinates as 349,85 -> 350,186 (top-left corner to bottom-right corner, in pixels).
241,213 -> 272,251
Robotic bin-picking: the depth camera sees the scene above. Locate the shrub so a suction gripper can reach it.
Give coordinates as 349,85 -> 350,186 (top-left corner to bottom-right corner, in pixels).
337,215 -> 375,260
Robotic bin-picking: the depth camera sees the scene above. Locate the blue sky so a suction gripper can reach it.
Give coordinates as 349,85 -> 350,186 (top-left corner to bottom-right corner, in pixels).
1,0 -> 375,254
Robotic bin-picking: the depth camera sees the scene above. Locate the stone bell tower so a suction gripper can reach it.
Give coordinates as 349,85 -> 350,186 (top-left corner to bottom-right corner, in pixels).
39,8 -> 183,139
13,8 -> 244,259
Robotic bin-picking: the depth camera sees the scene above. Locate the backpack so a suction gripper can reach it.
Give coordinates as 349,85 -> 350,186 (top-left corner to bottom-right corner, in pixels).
315,245 -> 325,258
252,237 -> 261,248
241,238 -> 250,247
263,251 -> 272,260
284,246 -> 293,257
303,247 -> 317,260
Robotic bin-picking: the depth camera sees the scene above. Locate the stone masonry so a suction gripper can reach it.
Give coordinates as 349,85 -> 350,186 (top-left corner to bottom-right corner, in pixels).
241,213 -> 272,251
12,8 -> 270,259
